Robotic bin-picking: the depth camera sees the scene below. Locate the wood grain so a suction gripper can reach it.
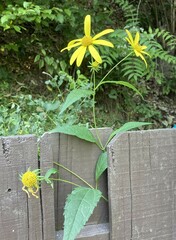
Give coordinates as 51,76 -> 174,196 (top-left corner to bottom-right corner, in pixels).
108,129 -> 176,240
0,135 -> 42,240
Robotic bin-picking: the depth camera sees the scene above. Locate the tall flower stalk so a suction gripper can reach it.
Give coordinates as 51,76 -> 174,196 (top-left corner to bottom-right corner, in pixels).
20,14 -> 151,240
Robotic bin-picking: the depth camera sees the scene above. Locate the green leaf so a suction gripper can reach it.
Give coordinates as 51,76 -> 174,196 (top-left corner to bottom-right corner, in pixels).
43,101 -> 60,112
95,151 -> 108,182
44,168 -> 58,188
59,89 -> 93,115
113,81 -> 143,98
63,187 -> 102,240
99,81 -> 142,98
13,26 -> 21,33
39,59 -> 44,69
108,122 -> 151,143
44,168 -> 58,180
51,125 -> 97,143
23,1 -> 31,8
34,54 -> 40,62
1,15 -> 9,25
57,13 -> 64,23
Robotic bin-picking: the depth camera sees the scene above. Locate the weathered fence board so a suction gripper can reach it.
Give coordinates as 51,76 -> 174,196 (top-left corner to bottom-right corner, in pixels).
40,134 -> 56,240
56,223 -> 109,240
107,129 -> 176,240
40,128 -> 112,239
0,135 -> 43,240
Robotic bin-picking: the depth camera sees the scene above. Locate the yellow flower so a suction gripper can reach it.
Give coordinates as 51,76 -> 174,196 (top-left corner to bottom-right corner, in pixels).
19,168 -> 41,198
125,29 -> 150,67
61,15 -> 114,67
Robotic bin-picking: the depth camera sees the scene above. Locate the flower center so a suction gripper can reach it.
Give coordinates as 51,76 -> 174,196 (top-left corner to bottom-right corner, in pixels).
22,171 -> 38,188
134,44 -> 143,52
82,36 -> 93,47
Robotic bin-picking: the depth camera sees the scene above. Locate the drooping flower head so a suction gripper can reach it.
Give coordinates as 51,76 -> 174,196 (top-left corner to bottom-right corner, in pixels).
125,30 -> 150,67
61,15 -> 114,67
19,168 -> 41,198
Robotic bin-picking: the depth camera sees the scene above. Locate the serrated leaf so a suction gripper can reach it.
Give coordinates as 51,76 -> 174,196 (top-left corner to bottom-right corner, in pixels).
63,187 -> 102,240
95,151 -> 108,182
107,122 -> 151,143
51,125 -> 97,143
60,89 -> 93,115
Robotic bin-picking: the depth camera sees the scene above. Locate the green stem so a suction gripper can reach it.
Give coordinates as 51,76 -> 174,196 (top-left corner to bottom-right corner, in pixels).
101,195 -> 108,202
46,113 -> 57,126
49,177 -> 81,187
53,162 -> 94,189
91,71 -> 104,150
95,52 -> 132,91
51,177 -> 108,201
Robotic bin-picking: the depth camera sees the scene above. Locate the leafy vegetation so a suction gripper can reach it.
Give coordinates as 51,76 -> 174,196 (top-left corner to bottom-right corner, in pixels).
1,0 -> 176,137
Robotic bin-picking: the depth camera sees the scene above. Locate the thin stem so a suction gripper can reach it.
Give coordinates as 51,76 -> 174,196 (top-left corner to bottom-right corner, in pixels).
51,177 -> 108,201
95,52 -> 132,91
49,177 -> 81,187
53,162 -> 94,189
53,162 -> 108,202
91,71 -> 104,150
46,113 -> 57,126
101,195 -> 108,202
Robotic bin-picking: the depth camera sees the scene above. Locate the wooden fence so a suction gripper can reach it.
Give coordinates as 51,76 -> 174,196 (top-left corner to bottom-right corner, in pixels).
0,129 -> 176,239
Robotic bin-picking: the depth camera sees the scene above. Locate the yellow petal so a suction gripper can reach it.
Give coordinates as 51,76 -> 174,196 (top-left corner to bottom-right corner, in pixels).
68,39 -> 82,47
134,32 -> 140,45
93,29 -> 114,40
125,37 -> 133,45
138,52 -> 148,67
61,42 -> 82,52
93,39 -> 114,47
141,50 -> 150,57
76,47 -> 87,67
70,46 -> 85,65
134,49 -> 140,57
88,45 -> 102,63
125,30 -> 134,44
140,45 -> 147,50
84,15 -> 91,37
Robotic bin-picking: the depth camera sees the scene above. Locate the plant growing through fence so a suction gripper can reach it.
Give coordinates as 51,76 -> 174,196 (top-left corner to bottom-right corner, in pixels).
20,14 -> 151,240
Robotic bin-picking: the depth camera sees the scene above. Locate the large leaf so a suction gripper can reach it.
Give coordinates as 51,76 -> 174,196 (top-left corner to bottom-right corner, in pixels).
63,187 -> 102,240
99,80 -> 142,98
108,122 -> 151,143
95,151 -> 108,182
60,89 -> 93,114
51,125 -> 97,143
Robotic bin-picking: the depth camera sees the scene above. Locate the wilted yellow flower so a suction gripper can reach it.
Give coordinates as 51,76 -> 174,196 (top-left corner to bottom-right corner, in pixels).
61,15 -> 114,67
19,168 -> 41,198
125,30 -> 150,67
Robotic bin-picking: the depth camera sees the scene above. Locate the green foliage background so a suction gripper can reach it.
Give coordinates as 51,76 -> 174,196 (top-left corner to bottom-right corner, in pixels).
0,0 -> 176,136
